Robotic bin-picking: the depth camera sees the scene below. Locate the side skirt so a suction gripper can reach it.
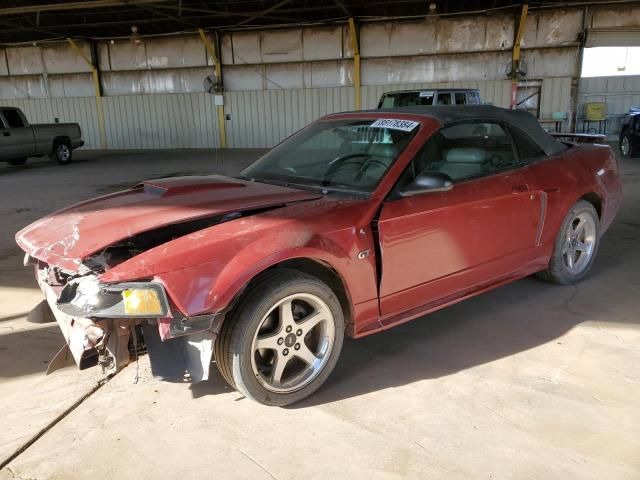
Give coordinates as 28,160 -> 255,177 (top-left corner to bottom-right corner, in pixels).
353,262 -> 547,339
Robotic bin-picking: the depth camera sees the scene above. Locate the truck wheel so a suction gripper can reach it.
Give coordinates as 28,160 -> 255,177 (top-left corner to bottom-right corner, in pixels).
620,132 -> 638,158
50,141 -> 72,165
536,200 -> 600,285
214,269 -> 344,406
7,158 -> 27,166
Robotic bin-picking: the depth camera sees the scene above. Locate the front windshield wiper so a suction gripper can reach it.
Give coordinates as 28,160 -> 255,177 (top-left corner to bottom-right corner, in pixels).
235,174 -> 368,197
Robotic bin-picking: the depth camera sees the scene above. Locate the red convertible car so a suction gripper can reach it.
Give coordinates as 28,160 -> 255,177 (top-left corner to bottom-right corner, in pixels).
17,106 -> 622,406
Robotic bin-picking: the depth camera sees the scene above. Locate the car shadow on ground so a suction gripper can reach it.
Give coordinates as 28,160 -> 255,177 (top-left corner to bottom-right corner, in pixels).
0,157 -> 94,175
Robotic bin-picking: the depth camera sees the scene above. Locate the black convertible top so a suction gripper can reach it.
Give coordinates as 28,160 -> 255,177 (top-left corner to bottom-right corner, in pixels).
360,105 -> 567,156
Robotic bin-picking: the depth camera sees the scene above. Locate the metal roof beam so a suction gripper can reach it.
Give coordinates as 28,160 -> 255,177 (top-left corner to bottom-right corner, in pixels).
0,0 -> 171,16
333,0 -> 351,16
232,0 -> 293,27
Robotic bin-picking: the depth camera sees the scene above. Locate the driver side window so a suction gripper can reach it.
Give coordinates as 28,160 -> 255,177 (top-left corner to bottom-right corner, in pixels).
400,122 -> 520,187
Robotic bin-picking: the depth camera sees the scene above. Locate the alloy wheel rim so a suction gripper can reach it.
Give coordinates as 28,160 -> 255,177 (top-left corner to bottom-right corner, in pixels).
57,145 -> 70,161
621,137 -> 630,156
562,212 -> 596,275
250,293 -> 335,394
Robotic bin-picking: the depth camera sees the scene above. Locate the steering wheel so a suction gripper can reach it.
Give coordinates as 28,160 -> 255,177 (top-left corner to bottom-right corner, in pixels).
354,157 -> 391,180
323,153 -> 370,182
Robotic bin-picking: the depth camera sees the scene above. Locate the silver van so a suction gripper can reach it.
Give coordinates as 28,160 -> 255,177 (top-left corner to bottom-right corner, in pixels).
378,89 -> 481,108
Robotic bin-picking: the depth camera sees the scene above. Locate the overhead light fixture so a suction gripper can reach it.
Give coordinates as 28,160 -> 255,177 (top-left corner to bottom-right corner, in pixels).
130,25 -> 142,45
428,3 -> 437,15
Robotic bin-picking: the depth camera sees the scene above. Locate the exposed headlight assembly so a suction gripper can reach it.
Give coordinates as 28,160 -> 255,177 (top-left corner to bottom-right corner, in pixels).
57,275 -> 170,318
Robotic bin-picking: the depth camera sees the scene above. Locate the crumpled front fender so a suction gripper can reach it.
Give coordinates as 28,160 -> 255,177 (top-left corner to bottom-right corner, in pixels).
100,198 -> 378,323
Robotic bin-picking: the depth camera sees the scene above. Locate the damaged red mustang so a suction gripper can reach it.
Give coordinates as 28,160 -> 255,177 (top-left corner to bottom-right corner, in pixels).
16,106 -> 622,406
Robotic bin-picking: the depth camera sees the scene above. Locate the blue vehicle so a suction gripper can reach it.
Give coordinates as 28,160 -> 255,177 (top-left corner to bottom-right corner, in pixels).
620,107 -> 640,158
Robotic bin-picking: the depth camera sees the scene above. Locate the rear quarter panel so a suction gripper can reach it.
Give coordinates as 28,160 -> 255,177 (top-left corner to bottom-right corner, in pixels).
529,143 -> 622,251
31,123 -> 82,154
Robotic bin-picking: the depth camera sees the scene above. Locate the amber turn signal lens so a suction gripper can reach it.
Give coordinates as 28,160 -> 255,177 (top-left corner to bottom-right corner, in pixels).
122,288 -> 163,315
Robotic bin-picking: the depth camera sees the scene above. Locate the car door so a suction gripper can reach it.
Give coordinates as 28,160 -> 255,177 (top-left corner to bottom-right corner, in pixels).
377,121 -> 542,321
0,108 -> 34,160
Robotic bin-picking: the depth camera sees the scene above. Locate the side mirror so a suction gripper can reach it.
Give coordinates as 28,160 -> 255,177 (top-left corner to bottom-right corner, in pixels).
399,172 -> 453,197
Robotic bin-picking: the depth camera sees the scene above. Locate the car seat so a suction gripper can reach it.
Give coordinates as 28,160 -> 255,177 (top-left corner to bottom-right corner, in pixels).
432,147 -> 487,180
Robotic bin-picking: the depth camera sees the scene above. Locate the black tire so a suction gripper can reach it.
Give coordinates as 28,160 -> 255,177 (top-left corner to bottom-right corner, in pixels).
50,140 -> 72,165
537,200 -> 600,285
214,269 -> 345,406
7,158 -> 27,166
620,132 -> 638,158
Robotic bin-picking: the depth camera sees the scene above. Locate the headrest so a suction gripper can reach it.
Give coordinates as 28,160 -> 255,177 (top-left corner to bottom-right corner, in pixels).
368,143 -> 398,158
445,148 -> 487,164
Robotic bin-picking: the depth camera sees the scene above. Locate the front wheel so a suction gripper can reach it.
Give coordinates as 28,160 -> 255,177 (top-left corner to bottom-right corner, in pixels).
620,132 -> 638,158
50,141 -> 72,165
537,200 -> 600,285
214,269 -> 344,406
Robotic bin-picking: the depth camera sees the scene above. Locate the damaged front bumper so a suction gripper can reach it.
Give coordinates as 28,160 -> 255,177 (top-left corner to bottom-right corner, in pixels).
32,259 -> 225,382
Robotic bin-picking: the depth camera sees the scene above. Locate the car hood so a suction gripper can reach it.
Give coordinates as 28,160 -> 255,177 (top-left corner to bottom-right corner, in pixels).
16,175 -> 320,272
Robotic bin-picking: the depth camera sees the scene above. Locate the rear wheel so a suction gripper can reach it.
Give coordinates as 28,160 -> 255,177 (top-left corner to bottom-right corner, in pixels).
50,141 -> 72,165
537,200 -> 600,285
7,158 -> 27,166
214,269 -> 344,406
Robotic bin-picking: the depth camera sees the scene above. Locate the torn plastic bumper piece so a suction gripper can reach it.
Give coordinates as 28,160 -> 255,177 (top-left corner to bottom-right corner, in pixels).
39,268 -> 225,381
40,281 -> 104,371
143,313 -> 225,382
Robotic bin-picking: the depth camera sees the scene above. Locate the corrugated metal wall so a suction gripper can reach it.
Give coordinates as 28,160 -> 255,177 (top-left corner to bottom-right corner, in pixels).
224,87 -> 353,148
540,77 -> 573,118
222,80 -> 516,148
0,80 -> 514,150
1,93 -> 221,149
0,79 -> 572,151
103,93 -> 220,149
578,75 -> 640,135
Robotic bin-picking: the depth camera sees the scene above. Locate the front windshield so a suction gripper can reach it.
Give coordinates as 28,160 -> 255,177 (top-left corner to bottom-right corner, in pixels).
240,118 -> 419,194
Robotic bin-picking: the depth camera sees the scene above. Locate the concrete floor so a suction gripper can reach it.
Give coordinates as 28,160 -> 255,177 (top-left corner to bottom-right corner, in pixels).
0,149 -> 638,479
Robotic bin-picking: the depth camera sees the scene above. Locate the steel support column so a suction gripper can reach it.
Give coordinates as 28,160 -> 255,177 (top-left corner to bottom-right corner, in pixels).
511,4 -> 529,109
199,28 -> 227,148
348,17 -> 361,111
67,38 -> 107,149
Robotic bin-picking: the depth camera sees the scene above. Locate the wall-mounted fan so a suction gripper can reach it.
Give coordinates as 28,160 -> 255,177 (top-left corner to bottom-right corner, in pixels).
203,75 -> 222,94
505,59 -> 528,80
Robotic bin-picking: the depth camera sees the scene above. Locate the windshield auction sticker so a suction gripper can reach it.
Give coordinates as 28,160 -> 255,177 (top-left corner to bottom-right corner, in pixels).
370,119 -> 420,132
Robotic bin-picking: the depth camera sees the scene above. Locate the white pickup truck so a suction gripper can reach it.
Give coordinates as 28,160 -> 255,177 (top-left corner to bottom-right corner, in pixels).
0,107 -> 84,166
